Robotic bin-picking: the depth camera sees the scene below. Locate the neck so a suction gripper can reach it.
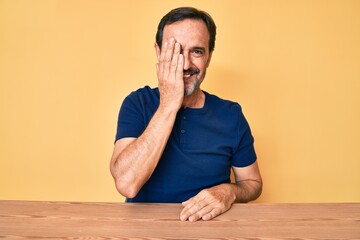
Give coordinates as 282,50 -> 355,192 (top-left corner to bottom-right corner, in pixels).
182,89 -> 205,109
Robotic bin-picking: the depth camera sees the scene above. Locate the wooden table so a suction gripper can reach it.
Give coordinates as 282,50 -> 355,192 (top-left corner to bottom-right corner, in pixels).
0,201 -> 359,239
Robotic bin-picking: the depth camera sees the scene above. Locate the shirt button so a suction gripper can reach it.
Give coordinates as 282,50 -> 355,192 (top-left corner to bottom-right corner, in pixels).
183,116 -> 186,120
181,129 -> 185,134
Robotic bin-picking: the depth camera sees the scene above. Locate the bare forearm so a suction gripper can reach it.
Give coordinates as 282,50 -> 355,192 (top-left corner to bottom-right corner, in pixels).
231,179 -> 262,203
111,38 -> 184,198
110,105 -> 177,198
179,179 -> 262,222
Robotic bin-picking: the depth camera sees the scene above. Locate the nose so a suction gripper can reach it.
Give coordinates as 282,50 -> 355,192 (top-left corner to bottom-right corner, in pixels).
182,51 -> 191,70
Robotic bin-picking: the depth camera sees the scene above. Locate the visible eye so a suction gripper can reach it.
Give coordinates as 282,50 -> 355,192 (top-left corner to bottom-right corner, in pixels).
191,49 -> 204,57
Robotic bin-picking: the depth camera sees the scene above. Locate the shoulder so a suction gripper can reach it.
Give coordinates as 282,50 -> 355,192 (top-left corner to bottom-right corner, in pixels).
204,91 -> 248,127
124,86 -> 159,107
204,91 -> 242,113
127,86 -> 159,100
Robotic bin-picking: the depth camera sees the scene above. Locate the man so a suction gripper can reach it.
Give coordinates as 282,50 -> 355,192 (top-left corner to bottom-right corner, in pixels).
110,7 -> 262,222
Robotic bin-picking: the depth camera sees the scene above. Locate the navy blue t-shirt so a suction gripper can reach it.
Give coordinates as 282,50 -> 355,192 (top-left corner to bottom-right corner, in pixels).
115,86 -> 257,203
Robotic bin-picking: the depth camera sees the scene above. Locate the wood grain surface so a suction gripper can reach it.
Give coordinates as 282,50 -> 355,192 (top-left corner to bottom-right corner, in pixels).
0,200 -> 359,239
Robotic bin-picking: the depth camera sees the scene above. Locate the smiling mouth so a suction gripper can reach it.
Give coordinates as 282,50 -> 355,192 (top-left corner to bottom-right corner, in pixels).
183,69 -> 200,79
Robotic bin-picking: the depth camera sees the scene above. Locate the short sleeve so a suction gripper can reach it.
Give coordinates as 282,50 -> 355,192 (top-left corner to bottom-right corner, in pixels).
115,92 -> 146,142
231,105 -> 257,167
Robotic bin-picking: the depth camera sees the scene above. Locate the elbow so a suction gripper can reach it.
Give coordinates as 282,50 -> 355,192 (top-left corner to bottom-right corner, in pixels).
110,161 -> 141,199
255,182 -> 262,200
114,179 -> 139,199
253,179 -> 263,201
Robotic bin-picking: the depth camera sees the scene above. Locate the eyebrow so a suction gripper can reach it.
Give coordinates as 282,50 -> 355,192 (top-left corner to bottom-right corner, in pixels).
191,46 -> 206,52
181,46 -> 206,53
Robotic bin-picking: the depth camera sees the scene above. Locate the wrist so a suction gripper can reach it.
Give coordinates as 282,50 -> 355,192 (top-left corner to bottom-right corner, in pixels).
221,183 -> 237,204
156,103 -> 179,122
158,101 -> 181,115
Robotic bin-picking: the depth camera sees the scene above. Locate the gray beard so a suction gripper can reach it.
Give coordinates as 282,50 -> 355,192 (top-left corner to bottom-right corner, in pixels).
184,70 -> 206,96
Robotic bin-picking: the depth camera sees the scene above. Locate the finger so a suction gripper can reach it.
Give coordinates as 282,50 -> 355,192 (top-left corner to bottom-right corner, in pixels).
188,205 -> 213,222
176,53 -> 184,81
181,197 -> 192,207
201,207 -> 222,221
180,198 -> 207,221
162,38 -> 176,80
158,41 -> 168,79
164,38 -> 176,62
169,42 -> 181,73
159,40 -> 168,62
181,190 -> 207,211
157,42 -> 168,80
180,195 -> 201,214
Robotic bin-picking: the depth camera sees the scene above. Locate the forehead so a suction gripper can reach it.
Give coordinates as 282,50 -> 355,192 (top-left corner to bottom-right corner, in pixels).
162,19 -> 210,49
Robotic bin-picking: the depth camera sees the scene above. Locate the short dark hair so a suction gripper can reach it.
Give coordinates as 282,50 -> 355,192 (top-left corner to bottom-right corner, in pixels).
156,7 -> 217,52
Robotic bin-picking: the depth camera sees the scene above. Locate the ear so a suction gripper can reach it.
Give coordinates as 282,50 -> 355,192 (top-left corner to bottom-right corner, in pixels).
206,51 -> 213,68
154,42 -> 161,61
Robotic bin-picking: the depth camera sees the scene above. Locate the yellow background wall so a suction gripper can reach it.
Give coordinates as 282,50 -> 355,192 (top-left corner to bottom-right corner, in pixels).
1,0 -> 359,203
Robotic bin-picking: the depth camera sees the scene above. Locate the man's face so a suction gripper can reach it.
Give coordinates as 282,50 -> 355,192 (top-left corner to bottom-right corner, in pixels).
158,19 -> 213,96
